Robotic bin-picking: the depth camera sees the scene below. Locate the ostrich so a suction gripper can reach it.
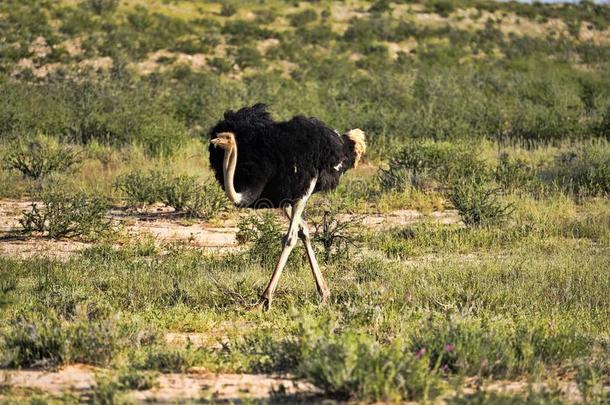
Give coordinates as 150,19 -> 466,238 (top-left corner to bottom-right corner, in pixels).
209,104 -> 366,309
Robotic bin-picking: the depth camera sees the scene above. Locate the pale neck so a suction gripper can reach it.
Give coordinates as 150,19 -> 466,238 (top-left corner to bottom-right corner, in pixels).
222,144 -> 242,204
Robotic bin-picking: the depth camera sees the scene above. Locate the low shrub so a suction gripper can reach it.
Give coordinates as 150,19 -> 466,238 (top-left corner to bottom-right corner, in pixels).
290,9 -> 317,27
369,0 -> 391,13
115,170 -> 164,207
236,211 -> 283,266
116,171 -> 228,219
574,348 -> 610,404
449,179 -> 513,226
309,199 -> 363,263
208,56 -> 233,73
135,345 -> 200,372
238,316 -> 445,401
117,368 -> 158,390
234,46 -> 263,69
255,9 -> 277,24
91,368 -> 158,403
3,136 -> 81,179
379,141 -> 489,192
494,152 -> 537,193
299,332 -> 443,401
426,0 -> 456,17
68,318 -> 122,366
219,3 -> 237,17
161,175 -> 227,219
20,189 -> 111,239
91,373 -> 124,405
542,146 -> 610,197
222,20 -> 273,44
86,0 -> 118,15
0,317 -> 66,368
412,315 -> 594,378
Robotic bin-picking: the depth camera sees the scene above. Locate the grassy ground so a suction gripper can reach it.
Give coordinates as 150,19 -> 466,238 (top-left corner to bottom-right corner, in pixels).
1,0 -> 609,403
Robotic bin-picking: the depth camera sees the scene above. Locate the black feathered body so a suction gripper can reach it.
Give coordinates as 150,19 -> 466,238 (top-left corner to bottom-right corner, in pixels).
209,104 -> 360,208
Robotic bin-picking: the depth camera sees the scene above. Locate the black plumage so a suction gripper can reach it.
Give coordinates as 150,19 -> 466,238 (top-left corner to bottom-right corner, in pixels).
208,103 -> 364,208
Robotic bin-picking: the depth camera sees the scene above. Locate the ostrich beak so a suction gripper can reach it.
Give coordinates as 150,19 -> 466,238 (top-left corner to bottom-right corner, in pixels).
210,138 -> 221,148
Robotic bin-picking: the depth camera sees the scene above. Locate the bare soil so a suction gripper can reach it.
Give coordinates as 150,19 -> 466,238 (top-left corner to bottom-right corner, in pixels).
0,199 -> 459,260
0,365 -> 319,403
0,365 -> 585,403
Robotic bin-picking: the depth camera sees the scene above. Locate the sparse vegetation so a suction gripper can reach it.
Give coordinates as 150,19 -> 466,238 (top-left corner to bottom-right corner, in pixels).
3,136 -> 80,179
449,179 -> 513,226
116,169 -> 228,218
0,0 -> 609,402
20,188 -> 110,240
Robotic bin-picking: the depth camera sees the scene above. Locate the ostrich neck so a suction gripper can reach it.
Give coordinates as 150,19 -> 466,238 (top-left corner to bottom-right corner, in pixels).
222,145 -> 242,204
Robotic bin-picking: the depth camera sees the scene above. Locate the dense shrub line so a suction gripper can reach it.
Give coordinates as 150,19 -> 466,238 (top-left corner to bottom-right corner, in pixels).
1,59 -> 608,158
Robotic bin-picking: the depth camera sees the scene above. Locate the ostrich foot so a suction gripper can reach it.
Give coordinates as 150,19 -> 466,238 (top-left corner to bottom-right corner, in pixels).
248,296 -> 272,312
320,290 -> 330,304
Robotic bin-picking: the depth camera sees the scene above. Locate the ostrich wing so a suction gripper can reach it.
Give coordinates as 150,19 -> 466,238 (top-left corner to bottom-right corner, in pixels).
233,160 -> 271,207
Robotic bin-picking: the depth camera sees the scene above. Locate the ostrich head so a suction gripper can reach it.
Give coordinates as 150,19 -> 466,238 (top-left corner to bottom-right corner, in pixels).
210,132 -> 236,151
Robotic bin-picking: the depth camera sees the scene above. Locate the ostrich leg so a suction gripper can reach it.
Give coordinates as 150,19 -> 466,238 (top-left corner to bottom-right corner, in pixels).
259,179 -> 317,309
283,206 -> 330,302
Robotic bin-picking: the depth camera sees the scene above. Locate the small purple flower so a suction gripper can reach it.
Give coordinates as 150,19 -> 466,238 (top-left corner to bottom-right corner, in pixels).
441,364 -> 449,373
415,347 -> 427,359
443,343 -> 455,353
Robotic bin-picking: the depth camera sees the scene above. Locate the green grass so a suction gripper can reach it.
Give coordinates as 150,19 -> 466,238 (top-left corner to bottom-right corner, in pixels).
0,191 -> 608,400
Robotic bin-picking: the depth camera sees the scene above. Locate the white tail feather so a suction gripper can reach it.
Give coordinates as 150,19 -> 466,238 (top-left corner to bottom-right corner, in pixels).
346,128 -> 366,168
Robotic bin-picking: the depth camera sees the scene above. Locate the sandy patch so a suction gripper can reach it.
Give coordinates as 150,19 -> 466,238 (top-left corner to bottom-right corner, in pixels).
1,366 -> 593,402
136,50 -> 208,75
0,199 -> 459,260
1,365 -> 96,396
0,238 -> 91,261
137,372 -> 317,402
460,377 -> 583,403
257,38 -> 280,55
0,366 -> 318,402
355,209 -> 460,227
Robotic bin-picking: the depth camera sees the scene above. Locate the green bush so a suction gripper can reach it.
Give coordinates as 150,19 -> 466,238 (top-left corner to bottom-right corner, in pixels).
3,136 -> 81,179
379,141 -> 489,191
299,332 -> 443,401
117,369 -> 158,390
0,317 -> 66,368
138,114 -> 188,157
161,175 -> 228,219
68,318 -> 121,366
234,46 -> 263,69
20,188 -> 111,239
0,271 -> 16,308
290,9 -> 317,27
135,345 -> 200,372
85,0 -> 118,15
412,315 -> 594,378
542,146 -> 610,197
426,0 -> 456,17
115,170 -> 164,207
237,316 -> 444,401
255,9 -> 277,24
219,3 -> 237,17
116,170 -> 228,219
208,56 -> 233,73
369,0 -> 391,13
494,152 -> 537,193
236,211 -> 284,266
222,20 -> 273,44
449,179 -> 513,227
